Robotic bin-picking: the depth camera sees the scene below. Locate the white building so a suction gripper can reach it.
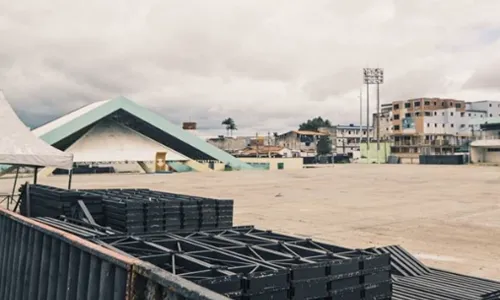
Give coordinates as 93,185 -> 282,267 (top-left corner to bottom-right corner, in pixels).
468,101 -> 500,118
471,118 -> 500,164
332,124 -> 374,156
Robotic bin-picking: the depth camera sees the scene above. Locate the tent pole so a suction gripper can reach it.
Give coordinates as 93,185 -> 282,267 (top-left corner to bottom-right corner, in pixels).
8,166 -> 20,210
33,167 -> 38,184
26,183 -> 31,217
68,169 -> 73,190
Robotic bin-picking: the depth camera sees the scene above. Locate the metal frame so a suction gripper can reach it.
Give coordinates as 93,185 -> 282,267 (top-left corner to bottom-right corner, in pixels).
94,227 -> 392,299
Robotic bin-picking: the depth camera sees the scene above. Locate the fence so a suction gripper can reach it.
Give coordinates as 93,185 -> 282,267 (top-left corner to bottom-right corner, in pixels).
0,207 -> 229,300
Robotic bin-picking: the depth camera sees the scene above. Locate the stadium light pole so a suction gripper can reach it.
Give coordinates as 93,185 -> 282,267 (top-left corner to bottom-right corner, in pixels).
363,68 -> 384,161
359,88 -> 362,155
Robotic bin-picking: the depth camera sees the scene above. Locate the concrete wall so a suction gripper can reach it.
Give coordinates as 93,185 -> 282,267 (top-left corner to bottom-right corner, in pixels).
67,119 -> 188,162
239,157 -> 303,170
471,146 -> 500,164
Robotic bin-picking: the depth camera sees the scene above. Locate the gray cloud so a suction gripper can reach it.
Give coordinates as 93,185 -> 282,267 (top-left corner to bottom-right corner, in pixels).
2,0 -> 500,136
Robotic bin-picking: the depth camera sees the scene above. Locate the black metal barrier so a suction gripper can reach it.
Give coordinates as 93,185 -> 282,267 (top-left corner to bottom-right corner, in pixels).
419,154 -> 468,165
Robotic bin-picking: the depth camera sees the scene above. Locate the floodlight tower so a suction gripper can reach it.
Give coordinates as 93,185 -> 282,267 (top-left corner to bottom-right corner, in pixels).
363,68 -> 384,156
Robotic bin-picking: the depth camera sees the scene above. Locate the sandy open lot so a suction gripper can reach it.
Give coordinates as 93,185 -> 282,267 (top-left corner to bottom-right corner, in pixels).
1,164 -> 499,280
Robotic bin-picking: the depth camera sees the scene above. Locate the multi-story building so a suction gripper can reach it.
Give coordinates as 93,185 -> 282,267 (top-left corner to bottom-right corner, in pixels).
275,130 -> 328,157
389,98 -> 490,161
468,100 -> 500,118
372,103 -> 393,141
319,124 -> 373,156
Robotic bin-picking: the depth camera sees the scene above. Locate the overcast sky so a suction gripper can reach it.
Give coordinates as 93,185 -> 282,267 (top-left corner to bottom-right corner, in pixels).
2,0 -> 500,136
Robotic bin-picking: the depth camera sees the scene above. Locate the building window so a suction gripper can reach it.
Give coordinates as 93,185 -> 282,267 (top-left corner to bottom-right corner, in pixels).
461,112 -> 465,117
455,103 -> 461,108
394,125 -> 400,130
434,101 -> 437,105
394,114 -> 400,120
427,123 -> 430,127
468,113 -> 471,117
434,112 -> 437,116
404,103 -> 411,108
434,123 -> 437,127
348,131 -> 351,134
442,102 -> 445,107
425,112 -> 431,116
442,124 -> 445,127
424,101 -> 430,105
487,148 -> 500,152
450,112 -> 454,116
490,114 -> 493,117
415,101 -> 421,107
451,124 -> 454,128
415,112 -> 421,116
489,103 -> 492,107
405,113 -> 411,117
442,112 -> 445,116
393,104 -> 400,110
460,124 -> 465,128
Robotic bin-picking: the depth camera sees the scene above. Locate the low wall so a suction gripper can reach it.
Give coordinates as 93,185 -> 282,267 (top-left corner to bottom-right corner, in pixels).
239,157 -> 303,170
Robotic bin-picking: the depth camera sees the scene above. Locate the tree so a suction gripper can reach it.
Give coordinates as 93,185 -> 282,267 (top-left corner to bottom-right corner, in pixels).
316,135 -> 333,155
299,117 -> 332,132
228,122 -> 237,136
221,118 -> 237,137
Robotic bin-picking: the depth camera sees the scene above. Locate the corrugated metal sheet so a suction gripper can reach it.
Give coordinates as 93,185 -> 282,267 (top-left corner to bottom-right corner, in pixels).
368,245 -> 430,277
0,208 -> 230,300
393,269 -> 500,300
0,209 -> 129,300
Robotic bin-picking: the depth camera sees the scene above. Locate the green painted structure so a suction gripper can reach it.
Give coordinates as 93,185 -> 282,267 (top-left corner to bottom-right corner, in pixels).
33,96 -> 252,170
360,142 -> 391,163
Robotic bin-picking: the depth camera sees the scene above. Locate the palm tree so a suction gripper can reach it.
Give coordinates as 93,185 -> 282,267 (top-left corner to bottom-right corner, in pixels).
221,118 -> 237,137
228,122 -> 237,137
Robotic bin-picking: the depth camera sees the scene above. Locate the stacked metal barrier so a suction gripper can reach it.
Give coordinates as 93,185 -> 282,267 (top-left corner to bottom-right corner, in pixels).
19,184 -> 104,224
94,226 -> 393,300
81,189 -> 234,233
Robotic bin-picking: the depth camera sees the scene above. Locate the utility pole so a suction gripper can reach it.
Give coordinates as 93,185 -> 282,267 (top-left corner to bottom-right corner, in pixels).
366,83 -> 370,151
267,131 -> 271,158
255,132 -> 259,158
376,82 -> 380,163
359,88 -> 363,155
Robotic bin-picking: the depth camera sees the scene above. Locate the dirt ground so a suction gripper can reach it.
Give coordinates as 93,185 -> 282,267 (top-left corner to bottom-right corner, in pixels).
1,164 -> 499,280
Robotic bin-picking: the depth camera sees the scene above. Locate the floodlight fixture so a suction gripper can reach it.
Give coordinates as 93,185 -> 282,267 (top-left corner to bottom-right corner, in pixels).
363,68 -> 384,85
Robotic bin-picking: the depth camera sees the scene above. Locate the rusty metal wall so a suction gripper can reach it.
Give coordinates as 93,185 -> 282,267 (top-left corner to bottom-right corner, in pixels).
0,208 -> 230,300
0,210 -> 129,300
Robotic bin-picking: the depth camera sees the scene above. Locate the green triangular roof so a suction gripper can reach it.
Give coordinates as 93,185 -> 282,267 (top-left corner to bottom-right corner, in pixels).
36,96 -> 252,170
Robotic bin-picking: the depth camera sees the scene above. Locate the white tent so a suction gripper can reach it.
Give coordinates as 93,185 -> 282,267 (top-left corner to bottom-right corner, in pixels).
0,91 -> 73,169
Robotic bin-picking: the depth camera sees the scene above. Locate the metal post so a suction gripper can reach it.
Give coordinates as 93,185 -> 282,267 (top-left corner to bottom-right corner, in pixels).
33,167 -> 38,184
376,82 -> 380,163
68,169 -> 73,190
366,83 -> 370,150
26,183 -> 31,217
255,132 -> 259,158
267,132 -> 271,158
9,166 -> 19,210
359,88 -> 362,155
